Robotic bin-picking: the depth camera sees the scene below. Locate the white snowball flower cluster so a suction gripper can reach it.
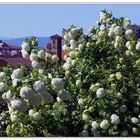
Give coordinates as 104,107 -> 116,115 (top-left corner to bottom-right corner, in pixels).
30,53 -> 38,61
40,92 -> 54,103
0,82 -> 8,92
78,98 -> 84,107
125,29 -> 134,40
28,109 -> 35,116
6,90 -> 12,99
10,112 -> 18,122
131,117 -> 139,124
31,61 -> 41,69
11,68 -> 24,80
100,120 -> 110,130
114,26 -> 122,35
63,61 -> 72,70
91,121 -> 97,129
123,18 -> 131,30
32,112 -> 41,120
21,42 -> 30,52
110,114 -> 120,125
10,99 -> 28,112
136,42 -> 140,51
70,39 -> 77,50
20,86 -> 35,99
37,50 -> 46,59
51,78 -> 64,91
62,44 -> 71,52
68,28 -> 79,39
52,55 -> 59,63
76,80 -> 82,88
99,10 -> 112,24
21,42 -> 30,59
96,88 -> 106,98
33,80 -> 46,93
28,110 -> 41,120
0,72 -> 6,79
58,89 -> 71,101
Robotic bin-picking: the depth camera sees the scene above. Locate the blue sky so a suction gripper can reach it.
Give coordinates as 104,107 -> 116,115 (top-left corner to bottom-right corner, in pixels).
0,4 -> 140,38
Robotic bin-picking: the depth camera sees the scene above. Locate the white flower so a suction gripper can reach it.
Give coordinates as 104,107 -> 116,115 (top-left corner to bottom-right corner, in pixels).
63,62 -> 71,70
28,94 -> 42,106
56,97 -> 63,102
28,109 -> 35,117
100,24 -> 106,31
33,80 -> 46,93
131,117 -> 139,124
120,105 -> 127,112
78,98 -> 84,106
99,12 -> 107,20
91,121 -> 97,129
30,53 -> 38,61
31,61 -> 41,69
62,45 -> 71,52
68,28 -> 78,39
98,31 -> 104,37
124,22 -> 131,29
70,39 -> 77,50
11,68 -> 23,80
37,50 -> 45,59
51,78 -> 64,91
71,60 -> 76,66
64,33 -> 70,42
115,36 -> 123,43
10,114 -> 18,122
76,80 -> 82,88
0,72 -> 6,79
108,30 -> 114,38
6,90 -> 12,100
58,89 -> 71,101
32,112 -> 41,120
12,79 -> 20,87
100,120 -> 110,130
2,92 -> 6,99
80,130 -> 89,137
110,114 -> 120,125
125,29 -> 134,39
86,42 -> 91,48
136,42 -> 140,51
114,26 -> 122,35
20,86 -> 35,99
38,69 -> 46,75
21,42 -> 30,52
10,99 -> 28,112
21,50 -> 29,59
40,92 -> 54,103
96,88 -> 106,98
52,55 -> 59,63
0,82 -> 8,92
78,44 -> 84,51
48,73 -> 52,79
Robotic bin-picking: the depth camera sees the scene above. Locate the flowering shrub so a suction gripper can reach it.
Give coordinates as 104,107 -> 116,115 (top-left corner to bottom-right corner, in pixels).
0,10 -> 140,136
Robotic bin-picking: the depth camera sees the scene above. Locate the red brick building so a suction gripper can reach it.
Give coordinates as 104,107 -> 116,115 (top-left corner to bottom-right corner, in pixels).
0,41 -> 31,67
0,34 -> 64,67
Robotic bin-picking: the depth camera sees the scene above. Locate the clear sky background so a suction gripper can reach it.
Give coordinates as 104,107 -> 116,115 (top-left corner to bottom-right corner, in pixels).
0,4 -> 140,38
